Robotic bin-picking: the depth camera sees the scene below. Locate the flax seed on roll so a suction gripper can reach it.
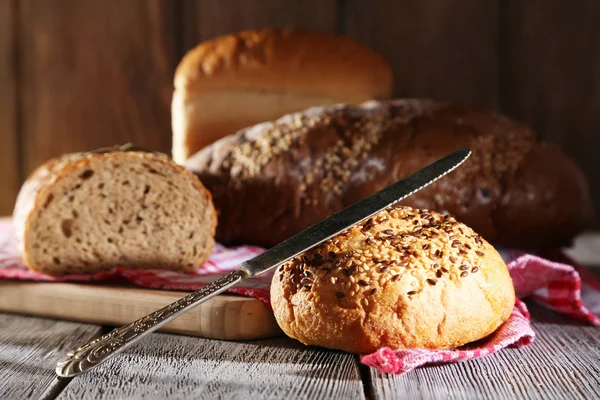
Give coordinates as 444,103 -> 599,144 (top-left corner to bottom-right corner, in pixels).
171,27 -> 393,164
270,205 -> 515,354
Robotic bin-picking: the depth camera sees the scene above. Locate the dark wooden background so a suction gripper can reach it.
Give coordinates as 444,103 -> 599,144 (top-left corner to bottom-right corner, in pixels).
0,0 -> 598,227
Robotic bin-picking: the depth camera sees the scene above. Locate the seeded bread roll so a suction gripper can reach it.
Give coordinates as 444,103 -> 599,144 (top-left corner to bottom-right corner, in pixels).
186,99 -> 593,249
270,206 -> 515,354
172,27 -> 393,163
13,146 -> 217,276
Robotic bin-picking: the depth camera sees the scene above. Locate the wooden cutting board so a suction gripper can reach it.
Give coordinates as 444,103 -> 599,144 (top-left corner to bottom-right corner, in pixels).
0,281 -> 282,340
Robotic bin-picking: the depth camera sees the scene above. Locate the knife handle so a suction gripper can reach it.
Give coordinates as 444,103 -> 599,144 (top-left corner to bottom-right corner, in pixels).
56,269 -> 247,378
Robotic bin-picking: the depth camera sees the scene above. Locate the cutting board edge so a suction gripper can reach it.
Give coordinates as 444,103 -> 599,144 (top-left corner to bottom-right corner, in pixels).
0,281 -> 283,340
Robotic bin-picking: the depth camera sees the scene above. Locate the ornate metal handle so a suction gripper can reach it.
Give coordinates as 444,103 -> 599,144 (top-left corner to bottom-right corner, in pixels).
56,270 -> 247,378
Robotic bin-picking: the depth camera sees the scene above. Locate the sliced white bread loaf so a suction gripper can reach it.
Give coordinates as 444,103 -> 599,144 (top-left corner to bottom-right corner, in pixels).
13,145 -> 217,276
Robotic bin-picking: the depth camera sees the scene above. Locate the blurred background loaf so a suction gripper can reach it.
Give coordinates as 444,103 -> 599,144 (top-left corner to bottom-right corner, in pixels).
171,28 -> 392,164
0,0 -> 598,231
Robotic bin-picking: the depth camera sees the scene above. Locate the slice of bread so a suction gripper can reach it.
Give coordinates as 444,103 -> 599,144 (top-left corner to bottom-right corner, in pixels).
13,145 -> 217,276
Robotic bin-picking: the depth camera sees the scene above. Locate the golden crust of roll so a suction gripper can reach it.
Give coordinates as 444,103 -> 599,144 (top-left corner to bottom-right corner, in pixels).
270,206 -> 515,354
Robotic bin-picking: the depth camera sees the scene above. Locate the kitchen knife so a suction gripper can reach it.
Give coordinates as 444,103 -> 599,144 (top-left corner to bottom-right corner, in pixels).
56,148 -> 471,378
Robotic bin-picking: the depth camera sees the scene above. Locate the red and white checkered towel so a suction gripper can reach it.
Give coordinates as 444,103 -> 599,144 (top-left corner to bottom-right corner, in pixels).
1,218 -> 598,375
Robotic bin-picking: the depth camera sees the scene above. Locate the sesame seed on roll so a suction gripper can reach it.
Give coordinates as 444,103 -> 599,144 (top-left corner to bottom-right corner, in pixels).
270,205 -> 515,354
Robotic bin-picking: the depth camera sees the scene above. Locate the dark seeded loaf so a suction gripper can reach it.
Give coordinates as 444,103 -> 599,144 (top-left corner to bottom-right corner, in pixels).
14,146 -> 217,276
185,99 -> 594,249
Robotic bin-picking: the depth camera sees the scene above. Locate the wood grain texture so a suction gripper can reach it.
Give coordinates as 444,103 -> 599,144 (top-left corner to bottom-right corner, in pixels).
182,0 -> 337,51
0,313 -> 101,400
0,0 -> 19,215
343,0 -> 499,108
368,304 -> 600,399
18,0 -> 178,177
0,281 -> 281,340
58,335 -> 365,399
501,0 -> 600,226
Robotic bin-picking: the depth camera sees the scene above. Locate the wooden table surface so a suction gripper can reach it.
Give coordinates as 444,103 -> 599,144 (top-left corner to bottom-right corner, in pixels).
2,236 -> 600,400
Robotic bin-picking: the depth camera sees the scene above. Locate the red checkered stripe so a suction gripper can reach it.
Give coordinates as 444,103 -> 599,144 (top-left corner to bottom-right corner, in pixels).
506,251 -> 600,326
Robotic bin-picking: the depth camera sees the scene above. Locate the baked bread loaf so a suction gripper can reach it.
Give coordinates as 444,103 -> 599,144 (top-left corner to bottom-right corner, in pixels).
172,27 -> 393,164
13,145 -> 217,276
186,99 -> 593,249
270,205 -> 515,354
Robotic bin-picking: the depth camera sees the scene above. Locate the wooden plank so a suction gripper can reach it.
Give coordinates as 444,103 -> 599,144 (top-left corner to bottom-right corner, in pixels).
343,0 -> 499,108
367,303 -> 600,399
502,1 -> 600,227
0,281 -> 281,340
18,0 -> 178,177
0,0 -> 19,215
0,313 -> 102,400
182,0 -> 337,51
58,335 -> 365,399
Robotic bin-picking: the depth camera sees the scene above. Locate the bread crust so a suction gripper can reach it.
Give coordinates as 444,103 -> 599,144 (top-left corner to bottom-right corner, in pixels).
174,27 -> 393,100
14,147 -> 217,275
13,159 -> 61,267
172,28 -> 393,162
270,206 -> 515,354
187,99 -> 594,249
